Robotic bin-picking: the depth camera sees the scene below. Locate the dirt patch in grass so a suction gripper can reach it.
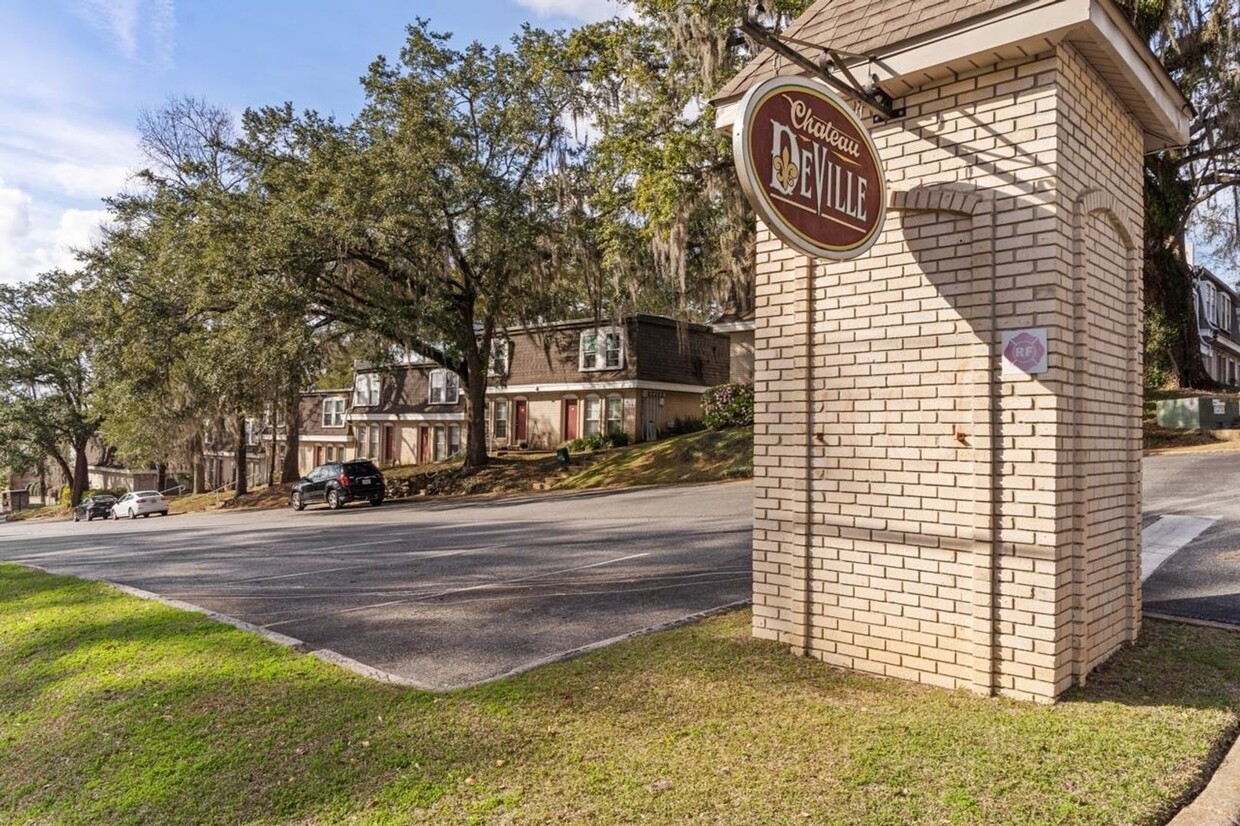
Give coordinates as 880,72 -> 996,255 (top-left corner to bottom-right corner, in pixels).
381,429 -> 750,498
384,453 -> 573,497
1,563 -> 1238,825
1,504 -> 65,523
558,427 -> 753,490
1143,421 -> 1239,453
167,484 -> 295,515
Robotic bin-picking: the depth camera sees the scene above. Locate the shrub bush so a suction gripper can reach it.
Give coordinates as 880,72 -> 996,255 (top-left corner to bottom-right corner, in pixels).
85,487 -> 127,499
659,416 -> 704,438
702,383 -> 755,430
563,430 -> 629,452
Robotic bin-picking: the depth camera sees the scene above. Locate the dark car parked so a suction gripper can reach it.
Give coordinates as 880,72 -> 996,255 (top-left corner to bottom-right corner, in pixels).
291,459 -> 385,511
72,495 -> 117,523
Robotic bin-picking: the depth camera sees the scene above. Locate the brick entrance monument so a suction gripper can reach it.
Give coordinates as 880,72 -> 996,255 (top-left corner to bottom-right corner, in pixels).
714,0 -> 1190,701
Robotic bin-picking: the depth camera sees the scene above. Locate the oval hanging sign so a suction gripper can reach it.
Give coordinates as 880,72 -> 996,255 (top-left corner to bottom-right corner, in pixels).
733,76 -> 887,260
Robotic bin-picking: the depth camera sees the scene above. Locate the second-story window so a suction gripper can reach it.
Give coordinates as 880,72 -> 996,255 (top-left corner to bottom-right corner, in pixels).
322,398 -> 346,428
429,369 -> 460,404
353,373 -> 381,407
580,326 -> 625,371
1221,293 -> 1233,333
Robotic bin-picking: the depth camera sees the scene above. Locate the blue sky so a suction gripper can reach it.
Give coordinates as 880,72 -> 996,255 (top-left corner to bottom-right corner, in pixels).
0,0 -> 626,283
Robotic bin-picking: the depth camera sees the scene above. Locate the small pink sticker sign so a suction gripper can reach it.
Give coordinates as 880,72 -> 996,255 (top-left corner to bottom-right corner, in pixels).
1001,329 -> 1048,376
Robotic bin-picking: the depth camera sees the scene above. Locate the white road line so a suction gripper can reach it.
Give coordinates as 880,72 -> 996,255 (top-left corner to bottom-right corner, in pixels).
229,550 -> 473,583
260,552 -> 652,629
426,552 -> 653,599
1143,514 -> 1218,581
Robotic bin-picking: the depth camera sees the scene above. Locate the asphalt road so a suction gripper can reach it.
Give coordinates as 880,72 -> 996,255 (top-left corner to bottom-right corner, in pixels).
1143,453 -> 1240,625
5,454 -> 1237,690
0,483 -> 753,689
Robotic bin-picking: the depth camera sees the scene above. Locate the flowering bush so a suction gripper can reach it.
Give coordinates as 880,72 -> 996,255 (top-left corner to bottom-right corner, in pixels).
702,383 -> 754,430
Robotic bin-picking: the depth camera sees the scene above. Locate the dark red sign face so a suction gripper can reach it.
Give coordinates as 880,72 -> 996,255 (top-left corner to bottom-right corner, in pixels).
733,77 -> 887,260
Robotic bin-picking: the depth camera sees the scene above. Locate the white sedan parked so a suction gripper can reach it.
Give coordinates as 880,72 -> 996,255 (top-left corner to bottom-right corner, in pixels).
111,491 -> 170,520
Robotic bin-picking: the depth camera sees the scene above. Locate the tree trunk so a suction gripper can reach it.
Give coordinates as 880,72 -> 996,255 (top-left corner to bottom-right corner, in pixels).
1143,153 -> 1217,390
235,414 -> 249,497
47,447 -> 74,495
70,435 -> 89,506
282,393 -> 301,482
462,361 -> 489,472
266,402 -> 276,488
190,430 -> 206,494
1144,247 -> 1216,389
157,463 -> 167,493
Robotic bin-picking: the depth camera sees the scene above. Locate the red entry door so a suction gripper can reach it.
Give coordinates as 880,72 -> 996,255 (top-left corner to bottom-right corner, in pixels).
419,427 -> 430,464
515,400 -> 528,443
383,426 -> 396,465
564,399 -> 578,441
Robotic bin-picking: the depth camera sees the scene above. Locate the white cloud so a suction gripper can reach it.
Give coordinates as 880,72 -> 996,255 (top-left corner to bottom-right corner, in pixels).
54,208 -> 108,256
513,0 -> 632,23
69,0 -> 176,68
0,109 -> 140,202
0,207 -> 110,284
51,162 -> 134,199
72,0 -> 141,58
0,179 -> 32,241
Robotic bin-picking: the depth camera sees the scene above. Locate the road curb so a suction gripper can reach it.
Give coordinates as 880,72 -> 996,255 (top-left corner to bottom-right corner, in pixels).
465,599 -> 753,689
17,561 -> 751,693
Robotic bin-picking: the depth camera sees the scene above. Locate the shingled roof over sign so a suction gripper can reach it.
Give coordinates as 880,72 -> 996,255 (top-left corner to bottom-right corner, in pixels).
712,0 -> 1190,151
715,0 -> 1034,102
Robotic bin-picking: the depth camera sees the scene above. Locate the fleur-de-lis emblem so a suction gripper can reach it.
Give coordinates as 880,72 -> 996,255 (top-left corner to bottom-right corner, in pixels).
771,144 -> 798,194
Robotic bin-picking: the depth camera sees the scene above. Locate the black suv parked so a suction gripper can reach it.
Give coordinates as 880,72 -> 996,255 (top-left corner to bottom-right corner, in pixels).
291,460 -> 385,511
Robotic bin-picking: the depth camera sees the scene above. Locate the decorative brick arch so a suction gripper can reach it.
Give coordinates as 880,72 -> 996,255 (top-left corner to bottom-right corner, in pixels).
1076,191 -> 1137,251
889,187 -> 984,218
1069,189 -> 1141,686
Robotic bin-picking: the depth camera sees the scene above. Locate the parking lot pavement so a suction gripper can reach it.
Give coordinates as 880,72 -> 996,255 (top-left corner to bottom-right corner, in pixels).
0,483 -> 753,689
1143,453 -> 1240,625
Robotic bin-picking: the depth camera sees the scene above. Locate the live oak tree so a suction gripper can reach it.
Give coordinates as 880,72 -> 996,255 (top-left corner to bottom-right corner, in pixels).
566,0 -> 811,319
0,272 -> 102,506
239,22 -> 582,470
92,97 -> 318,495
1121,0 -> 1240,388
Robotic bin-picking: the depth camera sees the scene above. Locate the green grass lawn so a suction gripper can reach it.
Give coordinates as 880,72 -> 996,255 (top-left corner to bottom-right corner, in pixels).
2,562 -> 1238,825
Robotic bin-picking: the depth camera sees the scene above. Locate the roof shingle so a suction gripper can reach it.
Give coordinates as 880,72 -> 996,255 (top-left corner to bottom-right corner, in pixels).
715,0 -> 1033,101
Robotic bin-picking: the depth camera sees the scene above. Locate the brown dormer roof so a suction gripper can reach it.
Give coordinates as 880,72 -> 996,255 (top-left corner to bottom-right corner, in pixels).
716,0 -> 1033,102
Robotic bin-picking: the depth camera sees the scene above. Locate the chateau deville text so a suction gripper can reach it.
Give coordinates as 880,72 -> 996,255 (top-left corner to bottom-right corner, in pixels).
768,95 -> 869,224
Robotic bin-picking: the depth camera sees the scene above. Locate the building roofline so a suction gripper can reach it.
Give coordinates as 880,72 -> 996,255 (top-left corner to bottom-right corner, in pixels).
713,0 -> 1190,152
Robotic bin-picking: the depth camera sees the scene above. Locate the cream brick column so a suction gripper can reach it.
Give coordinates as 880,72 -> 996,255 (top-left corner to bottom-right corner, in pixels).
747,43 -> 1147,702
